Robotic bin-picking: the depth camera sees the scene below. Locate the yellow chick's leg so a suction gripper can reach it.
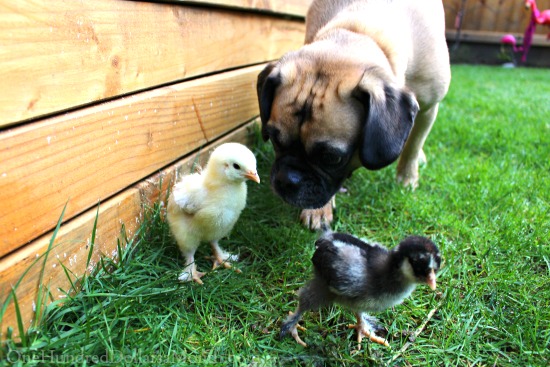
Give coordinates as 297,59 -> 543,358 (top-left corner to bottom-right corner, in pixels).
348,313 -> 389,349
178,253 -> 205,285
210,241 -> 241,273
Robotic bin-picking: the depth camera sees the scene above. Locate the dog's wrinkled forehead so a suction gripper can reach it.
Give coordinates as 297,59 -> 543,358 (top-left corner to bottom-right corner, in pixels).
265,56 -> 364,153
266,61 -> 310,145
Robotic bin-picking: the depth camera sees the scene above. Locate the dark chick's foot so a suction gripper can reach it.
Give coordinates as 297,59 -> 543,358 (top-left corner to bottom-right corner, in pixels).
280,312 -> 307,347
363,314 -> 387,336
292,325 -> 307,347
280,325 -> 307,347
348,323 -> 389,348
349,314 -> 389,348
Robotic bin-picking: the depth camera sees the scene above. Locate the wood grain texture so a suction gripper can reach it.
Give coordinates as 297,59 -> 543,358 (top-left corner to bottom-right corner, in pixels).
0,0 -> 305,126
0,121 -> 257,340
0,64 -> 266,258
174,0 -> 312,16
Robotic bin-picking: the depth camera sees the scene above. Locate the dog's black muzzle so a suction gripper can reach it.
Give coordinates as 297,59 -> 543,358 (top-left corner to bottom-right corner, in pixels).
270,154 -> 348,209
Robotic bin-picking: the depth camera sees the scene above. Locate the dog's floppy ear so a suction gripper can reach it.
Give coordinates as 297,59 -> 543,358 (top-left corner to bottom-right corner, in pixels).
355,80 -> 419,170
257,62 -> 281,141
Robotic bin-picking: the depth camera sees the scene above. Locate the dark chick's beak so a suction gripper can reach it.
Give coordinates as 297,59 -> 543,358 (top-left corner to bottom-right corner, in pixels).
427,269 -> 437,290
244,170 -> 261,183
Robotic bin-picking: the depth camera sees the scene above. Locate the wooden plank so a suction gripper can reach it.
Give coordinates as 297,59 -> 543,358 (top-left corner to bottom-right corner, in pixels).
173,0 -> 311,16
0,0 -> 305,127
481,0 -> 506,32
0,121 -> 257,340
0,64 -> 266,258
495,0 -> 515,33
507,1 -> 526,33
442,0 -> 461,30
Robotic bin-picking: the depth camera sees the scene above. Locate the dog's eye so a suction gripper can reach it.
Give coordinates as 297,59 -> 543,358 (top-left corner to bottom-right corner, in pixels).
322,153 -> 343,166
294,107 -> 308,123
270,137 -> 282,151
294,111 -> 305,123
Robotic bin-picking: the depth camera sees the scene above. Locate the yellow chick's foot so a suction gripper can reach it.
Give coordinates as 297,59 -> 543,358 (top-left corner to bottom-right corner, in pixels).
178,264 -> 206,285
348,314 -> 389,349
211,254 -> 240,271
210,241 -> 240,272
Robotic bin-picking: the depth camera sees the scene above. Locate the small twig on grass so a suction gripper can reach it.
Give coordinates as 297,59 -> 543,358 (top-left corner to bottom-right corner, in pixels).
387,299 -> 444,366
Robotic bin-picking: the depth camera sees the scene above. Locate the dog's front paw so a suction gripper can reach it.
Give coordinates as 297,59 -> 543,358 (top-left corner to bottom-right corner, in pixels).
396,167 -> 419,189
417,149 -> 427,166
300,199 -> 334,230
396,150 -> 426,189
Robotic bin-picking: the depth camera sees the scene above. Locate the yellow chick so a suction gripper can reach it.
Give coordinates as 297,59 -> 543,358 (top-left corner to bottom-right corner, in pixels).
167,143 -> 260,284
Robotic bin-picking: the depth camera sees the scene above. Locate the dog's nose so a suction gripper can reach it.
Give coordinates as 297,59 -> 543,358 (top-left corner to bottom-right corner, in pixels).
275,168 -> 303,190
287,170 -> 302,185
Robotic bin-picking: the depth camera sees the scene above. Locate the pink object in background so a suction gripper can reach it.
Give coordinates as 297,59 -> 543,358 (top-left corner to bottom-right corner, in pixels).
501,34 -> 517,45
526,0 -> 550,30
501,0 -> 550,63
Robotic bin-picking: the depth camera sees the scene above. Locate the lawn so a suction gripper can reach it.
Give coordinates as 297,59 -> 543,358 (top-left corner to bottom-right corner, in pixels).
1,65 -> 549,366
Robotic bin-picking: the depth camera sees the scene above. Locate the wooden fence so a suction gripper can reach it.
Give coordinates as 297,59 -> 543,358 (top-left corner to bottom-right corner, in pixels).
444,0 -> 550,45
0,0 -> 310,339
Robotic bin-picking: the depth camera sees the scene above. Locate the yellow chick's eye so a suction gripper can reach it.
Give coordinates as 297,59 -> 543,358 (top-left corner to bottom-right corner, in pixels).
233,163 -> 241,170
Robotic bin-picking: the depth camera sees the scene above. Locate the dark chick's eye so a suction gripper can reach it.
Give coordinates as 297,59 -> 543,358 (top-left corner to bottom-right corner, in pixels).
233,163 -> 241,170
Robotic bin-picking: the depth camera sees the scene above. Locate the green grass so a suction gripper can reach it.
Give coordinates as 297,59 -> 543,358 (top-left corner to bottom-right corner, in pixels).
2,65 -> 549,366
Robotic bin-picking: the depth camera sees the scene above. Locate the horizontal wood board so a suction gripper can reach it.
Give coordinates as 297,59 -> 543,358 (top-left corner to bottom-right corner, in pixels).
0,64 -> 268,258
0,0 -> 305,127
174,0 -> 311,16
0,121 -> 257,340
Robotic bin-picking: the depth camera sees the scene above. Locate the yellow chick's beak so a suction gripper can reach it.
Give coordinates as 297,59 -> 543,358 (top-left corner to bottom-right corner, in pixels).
243,170 -> 260,183
427,269 -> 437,290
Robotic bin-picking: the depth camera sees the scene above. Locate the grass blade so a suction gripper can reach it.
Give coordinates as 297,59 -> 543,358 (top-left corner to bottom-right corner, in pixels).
10,289 -> 26,348
31,203 -> 68,331
86,203 -> 100,269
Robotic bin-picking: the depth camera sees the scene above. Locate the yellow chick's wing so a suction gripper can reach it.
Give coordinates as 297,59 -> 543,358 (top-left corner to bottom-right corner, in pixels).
171,172 -> 207,215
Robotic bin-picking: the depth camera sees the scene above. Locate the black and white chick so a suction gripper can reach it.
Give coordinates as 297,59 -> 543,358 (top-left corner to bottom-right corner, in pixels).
280,232 -> 441,348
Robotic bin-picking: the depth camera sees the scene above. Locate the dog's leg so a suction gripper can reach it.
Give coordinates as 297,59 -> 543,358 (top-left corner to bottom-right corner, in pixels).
300,197 -> 335,230
396,104 -> 439,189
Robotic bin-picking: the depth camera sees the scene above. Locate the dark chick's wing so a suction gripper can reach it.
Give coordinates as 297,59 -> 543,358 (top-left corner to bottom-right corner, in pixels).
312,236 -> 369,298
330,233 -> 373,250
311,237 -> 339,274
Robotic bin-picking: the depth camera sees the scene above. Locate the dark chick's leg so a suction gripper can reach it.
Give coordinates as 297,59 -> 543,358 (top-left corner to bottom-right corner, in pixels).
280,277 -> 334,347
348,312 -> 389,348
280,309 -> 307,347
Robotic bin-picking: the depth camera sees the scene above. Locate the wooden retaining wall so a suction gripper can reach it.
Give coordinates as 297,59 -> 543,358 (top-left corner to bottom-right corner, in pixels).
0,0 -> 310,339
